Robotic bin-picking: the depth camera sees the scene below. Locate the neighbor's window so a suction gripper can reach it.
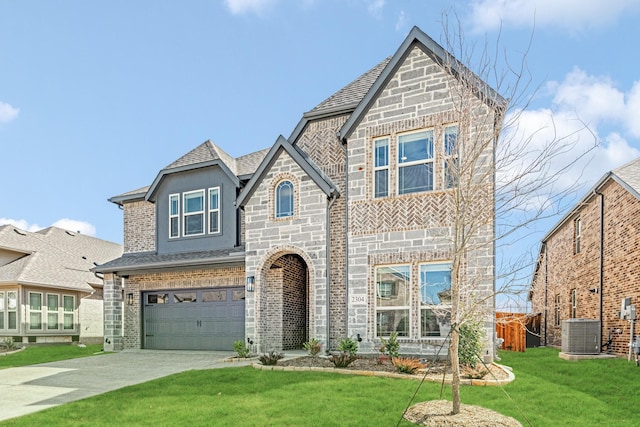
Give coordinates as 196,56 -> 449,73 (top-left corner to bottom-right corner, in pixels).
183,190 -> 205,236
209,187 -> 220,234
443,125 -> 458,189
398,130 -> 434,194
29,292 -> 43,330
63,295 -> 75,330
7,291 -> 17,330
47,294 -> 59,330
374,137 -> 389,198
574,218 -> 581,254
420,263 -> 452,337
555,294 -> 561,326
376,265 -> 410,337
571,289 -> 577,319
0,291 -> 4,330
275,180 -> 294,218
169,194 -> 180,238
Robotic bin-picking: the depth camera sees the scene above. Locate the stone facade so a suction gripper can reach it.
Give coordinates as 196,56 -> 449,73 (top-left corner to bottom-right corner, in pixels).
530,178 -> 640,357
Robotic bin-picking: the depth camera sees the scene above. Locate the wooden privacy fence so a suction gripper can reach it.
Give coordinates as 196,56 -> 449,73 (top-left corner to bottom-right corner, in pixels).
496,312 -> 526,352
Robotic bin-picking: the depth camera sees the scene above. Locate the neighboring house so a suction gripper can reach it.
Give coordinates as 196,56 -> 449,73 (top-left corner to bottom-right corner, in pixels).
96,26 -> 501,358
0,225 -> 122,344
529,158 -> 640,357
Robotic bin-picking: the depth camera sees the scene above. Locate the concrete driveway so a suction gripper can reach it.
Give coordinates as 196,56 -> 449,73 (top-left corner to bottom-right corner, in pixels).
0,350 -> 249,422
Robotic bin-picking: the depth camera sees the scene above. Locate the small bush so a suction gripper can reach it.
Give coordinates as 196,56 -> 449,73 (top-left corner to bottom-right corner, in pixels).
379,332 -> 400,358
329,352 -> 357,368
303,338 -> 322,357
0,337 -> 19,351
337,337 -> 358,357
233,340 -> 251,358
461,364 -> 489,379
259,351 -> 284,365
391,357 -> 425,374
459,322 -> 485,366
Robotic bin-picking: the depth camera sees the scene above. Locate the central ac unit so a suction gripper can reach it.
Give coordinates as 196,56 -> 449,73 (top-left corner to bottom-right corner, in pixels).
561,319 -> 601,354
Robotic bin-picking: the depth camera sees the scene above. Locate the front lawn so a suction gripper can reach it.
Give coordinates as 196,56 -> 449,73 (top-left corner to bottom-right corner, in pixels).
2,347 -> 638,426
0,344 -> 104,369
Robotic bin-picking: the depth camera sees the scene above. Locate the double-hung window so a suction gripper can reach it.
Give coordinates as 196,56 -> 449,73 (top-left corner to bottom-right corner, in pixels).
375,265 -> 410,337
63,295 -> 75,330
374,138 -> 389,198
169,194 -> 180,238
275,180 -> 294,218
398,130 -> 434,194
443,125 -> 458,189
209,187 -> 220,234
571,289 -> 577,319
47,294 -> 59,330
420,263 -> 452,337
574,218 -> 581,254
29,292 -> 43,330
183,190 -> 205,236
7,291 -> 17,330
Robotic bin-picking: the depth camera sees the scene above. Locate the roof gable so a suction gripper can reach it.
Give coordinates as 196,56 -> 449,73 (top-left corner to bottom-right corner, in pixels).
338,26 -> 506,141
236,135 -> 339,208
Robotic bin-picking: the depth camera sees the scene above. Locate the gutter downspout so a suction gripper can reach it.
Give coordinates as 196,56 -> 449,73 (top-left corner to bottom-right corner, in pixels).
326,192 -> 338,350
595,190 -> 604,352
339,134 -> 350,345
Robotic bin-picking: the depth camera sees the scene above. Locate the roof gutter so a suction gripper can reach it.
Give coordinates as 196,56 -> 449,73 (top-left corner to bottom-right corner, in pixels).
594,190 -> 604,352
93,254 -> 246,275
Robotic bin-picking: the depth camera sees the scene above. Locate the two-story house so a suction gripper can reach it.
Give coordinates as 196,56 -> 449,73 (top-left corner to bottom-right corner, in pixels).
96,26 -> 502,358
529,158 -> 640,357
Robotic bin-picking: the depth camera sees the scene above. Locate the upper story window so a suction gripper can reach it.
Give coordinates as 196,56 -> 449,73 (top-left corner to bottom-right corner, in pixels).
169,194 -> 180,238
398,130 -> 434,194
374,137 -> 389,198
443,125 -> 458,189
209,187 -> 220,234
275,180 -> 294,218
574,217 -> 581,254
183,190 -> 205,236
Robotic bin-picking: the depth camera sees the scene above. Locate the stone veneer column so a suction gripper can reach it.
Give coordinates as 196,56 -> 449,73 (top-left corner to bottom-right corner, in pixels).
103,273 -> 123,351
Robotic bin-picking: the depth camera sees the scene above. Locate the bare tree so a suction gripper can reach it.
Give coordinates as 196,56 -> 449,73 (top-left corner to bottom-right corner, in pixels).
433,13 -> 597,415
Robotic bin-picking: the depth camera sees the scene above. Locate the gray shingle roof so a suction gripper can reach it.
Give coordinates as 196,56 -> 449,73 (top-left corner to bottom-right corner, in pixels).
613,157 -> 640,196
0,225 -> 123,292
94,247 -> 245,274
165,140 -> 237,173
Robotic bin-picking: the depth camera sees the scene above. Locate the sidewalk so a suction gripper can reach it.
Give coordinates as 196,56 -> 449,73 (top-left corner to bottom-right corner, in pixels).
0,350 -> 246,422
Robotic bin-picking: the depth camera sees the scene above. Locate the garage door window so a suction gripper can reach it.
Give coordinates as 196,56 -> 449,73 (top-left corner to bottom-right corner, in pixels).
174,292 -> 196,303
147,294 -> 168,304
203,290 -> 227,302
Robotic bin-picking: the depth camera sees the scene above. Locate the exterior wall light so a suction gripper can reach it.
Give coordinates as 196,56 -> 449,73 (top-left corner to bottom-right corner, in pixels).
246,276 -> 255,292
127,293 -> 134,305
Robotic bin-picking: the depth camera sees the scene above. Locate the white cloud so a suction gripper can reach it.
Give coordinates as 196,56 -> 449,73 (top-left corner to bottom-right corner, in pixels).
51,219 -> 97,236
0,218 -> 97,236
224,0 -> 275,15
367,0 -> 385,18
395,10 -> 408,31
0,101 -> 19,124
467,0 -> 639,32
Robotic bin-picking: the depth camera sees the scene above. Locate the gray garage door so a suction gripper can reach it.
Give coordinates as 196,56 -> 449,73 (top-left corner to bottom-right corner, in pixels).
143,287 -> 245,351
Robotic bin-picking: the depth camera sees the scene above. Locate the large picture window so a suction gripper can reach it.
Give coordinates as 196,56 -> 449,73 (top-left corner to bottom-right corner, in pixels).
209,187 -> 220,234
183,190 -> 205,236
375,265 -> 410,337
374,137 -> 389,198
420,263 -> 452,337
398,130 -> 434,194
275,180 -> 294,218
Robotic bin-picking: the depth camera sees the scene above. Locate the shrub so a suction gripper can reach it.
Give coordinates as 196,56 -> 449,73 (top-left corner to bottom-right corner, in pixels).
461,364 -> 489,379
303,338 -> 322,357
1,337 -> 19,351
233,340 -> 251,358
259,351 -> 284,365
391,357 -> 425,374
337,337 -> 358,357
458,321 -> 485,366
379,332 -> 400,358
329,352 -> 357,368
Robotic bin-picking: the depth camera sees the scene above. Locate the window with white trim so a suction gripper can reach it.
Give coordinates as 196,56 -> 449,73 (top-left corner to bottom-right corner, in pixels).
398,130 -> 434,194
275,180 -> 294,218
183,190 -> 205,236
47,294 -> 59,330
574,218 -> 581,254
555,294 -> 561,326
374,137 -> 389,198
443,125 -> 458,189
0,291 -> 4,330
63,295 -> 75,330
29,292 -> 43,330
7,291 -> 17,330
209,187 -> 220,234
571,289 -> 577,319
169,194 -> 180,238
420,263 -> 452,337
375,265 -> 410,337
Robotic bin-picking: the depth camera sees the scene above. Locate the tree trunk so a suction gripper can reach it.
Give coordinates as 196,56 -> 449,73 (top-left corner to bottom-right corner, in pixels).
450,326 -> 461,414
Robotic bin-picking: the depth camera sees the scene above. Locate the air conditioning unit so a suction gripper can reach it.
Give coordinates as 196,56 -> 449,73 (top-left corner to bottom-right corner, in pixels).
561,319 -> 601,354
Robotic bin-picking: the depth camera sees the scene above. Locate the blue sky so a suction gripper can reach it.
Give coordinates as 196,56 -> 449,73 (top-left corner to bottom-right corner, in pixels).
2,1 -> 640,257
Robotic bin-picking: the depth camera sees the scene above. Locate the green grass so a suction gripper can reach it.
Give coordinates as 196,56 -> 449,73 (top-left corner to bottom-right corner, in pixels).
0,344 -> 104,369
2,347 -> 639,426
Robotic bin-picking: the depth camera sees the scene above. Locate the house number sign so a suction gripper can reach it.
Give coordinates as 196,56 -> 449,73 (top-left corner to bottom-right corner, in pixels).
350,295 -> 367,305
